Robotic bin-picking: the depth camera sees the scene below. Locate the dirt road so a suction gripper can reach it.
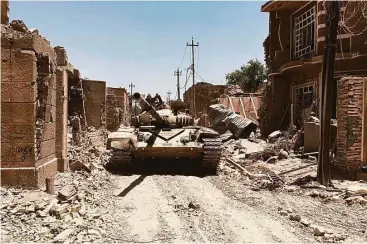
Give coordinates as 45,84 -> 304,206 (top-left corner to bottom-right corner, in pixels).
104,174 -> 308,243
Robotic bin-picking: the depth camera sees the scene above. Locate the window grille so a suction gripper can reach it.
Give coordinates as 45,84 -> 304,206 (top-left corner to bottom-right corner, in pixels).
293,6 -> 316,59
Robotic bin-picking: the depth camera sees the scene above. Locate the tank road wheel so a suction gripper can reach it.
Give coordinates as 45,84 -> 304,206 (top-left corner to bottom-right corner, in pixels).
108,151 -> 133,172
202,138 -> 222,175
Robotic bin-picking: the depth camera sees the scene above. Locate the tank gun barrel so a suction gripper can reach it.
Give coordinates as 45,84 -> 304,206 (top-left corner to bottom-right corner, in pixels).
133,92 -> 163,121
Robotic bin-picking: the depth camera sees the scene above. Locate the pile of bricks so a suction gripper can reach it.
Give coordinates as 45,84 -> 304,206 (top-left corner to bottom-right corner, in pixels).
336,77 -> 366,179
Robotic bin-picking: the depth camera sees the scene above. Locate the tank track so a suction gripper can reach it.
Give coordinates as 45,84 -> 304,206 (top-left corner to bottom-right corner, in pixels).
202,138 -> 223,175
109,150 -> 133,170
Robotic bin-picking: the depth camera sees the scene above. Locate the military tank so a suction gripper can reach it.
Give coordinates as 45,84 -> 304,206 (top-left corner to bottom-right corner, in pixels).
106,92 -> 222,174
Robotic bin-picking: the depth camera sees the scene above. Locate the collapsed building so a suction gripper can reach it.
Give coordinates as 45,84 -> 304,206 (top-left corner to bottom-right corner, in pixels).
261,0 -> 367,179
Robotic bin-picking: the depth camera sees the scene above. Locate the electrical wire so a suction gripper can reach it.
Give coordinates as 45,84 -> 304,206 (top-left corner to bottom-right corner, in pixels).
179,46 -> 188,69
194,70 -> 207,83
196,45 -> 199,74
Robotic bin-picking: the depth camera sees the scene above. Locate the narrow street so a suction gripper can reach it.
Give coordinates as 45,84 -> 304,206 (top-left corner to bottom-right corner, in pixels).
2,1 -> 367,243
105,174 -> 307,243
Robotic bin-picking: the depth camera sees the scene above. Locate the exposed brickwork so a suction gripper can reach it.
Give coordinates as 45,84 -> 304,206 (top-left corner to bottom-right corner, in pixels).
106,87 -> 129,131
183,83 -> 227,116
336,77 -> 366,179
55,67 -> 69,172
82,80 -> 106,129
1,22 -> 58,188
1,0 -> 9,25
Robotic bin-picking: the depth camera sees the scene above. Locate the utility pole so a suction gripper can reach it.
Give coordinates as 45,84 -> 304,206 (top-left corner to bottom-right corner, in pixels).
187,37 -> 199,117
174,67 -> 182,100
318,0 -> 340,186
166,91 -> 171,105
129,82 -> 135,115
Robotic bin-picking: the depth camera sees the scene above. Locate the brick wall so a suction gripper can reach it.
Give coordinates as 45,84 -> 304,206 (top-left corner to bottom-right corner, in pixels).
336,77 -> 367,179
106,87 -> 129,130
183,83 -> 227,116
1,0 -> 9,25
82,80 -> 106,129
1,23 -> 58,187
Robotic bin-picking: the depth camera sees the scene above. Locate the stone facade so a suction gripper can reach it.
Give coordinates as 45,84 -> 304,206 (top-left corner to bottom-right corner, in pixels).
82,80 -> 106,129
336,77 -> 367,179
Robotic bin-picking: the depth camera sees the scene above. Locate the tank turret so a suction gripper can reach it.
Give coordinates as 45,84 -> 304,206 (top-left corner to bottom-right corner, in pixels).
132,92 -> 194,128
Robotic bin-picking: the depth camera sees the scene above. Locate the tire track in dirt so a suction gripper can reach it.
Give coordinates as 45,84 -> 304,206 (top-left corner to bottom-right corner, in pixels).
154,175 -> 304,243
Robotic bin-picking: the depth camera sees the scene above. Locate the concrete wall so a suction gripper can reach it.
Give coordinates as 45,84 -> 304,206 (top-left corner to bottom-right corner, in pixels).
82,80 -> 106,129
1,23 -> 58,187
336,77 -> 367,179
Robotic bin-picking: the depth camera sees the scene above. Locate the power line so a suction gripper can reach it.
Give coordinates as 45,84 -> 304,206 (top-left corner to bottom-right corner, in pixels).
179,46 -> 188,69
166,91 -> 172,104
128,82 -> 136,116
186,37 -> 199,117
174,67 -> 182,100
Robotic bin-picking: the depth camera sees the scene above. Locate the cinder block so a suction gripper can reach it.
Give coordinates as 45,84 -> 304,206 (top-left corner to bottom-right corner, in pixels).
36,157 -> 58,188
1,168 -> 37,188
1,157 -> 58,188
1,142 -> 36,163
1,33 -> 56,59
1,49 -> 37,82
1,82 -> 37,103
44,105 -> 57,123
54,46 -> 68,66
1,102 -> 36,124
41,122 -> 56,141
38,138 -> 56,160
46,76 -> 57,107
1,122 -> 35,143
57,158 -> 69,172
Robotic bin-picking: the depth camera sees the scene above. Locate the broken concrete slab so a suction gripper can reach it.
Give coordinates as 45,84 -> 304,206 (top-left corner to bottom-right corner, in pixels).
57,186 -> 76,201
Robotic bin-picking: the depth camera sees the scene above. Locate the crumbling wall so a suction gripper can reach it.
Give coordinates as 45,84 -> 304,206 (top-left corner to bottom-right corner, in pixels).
106,87 -> 129,131
183,83 -> 227,115
68,70 -> 86,130
1,21 -> 58,187
1,0 -> 9,25
82,80 -> 106,129
336,77 -> 367,179
54,46 -> 75,172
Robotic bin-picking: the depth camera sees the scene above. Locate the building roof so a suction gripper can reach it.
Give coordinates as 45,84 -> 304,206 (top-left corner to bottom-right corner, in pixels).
261,0 -> 305,12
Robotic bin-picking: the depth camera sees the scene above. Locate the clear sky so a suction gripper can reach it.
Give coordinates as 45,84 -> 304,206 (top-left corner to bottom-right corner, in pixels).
10,1 -> 269,100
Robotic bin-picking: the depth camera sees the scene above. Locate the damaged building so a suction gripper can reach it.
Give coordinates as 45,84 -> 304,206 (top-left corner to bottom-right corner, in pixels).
106,87 -> 129,131
0,1 -> 112,188
261,0 -> 367,179
82,79 -> 107,129
1,20 -> 60,187
183,82 -> 227,117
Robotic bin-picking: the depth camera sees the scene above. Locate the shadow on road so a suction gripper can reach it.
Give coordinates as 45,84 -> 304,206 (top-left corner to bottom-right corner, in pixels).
117,175 -> 147,197
105,159 -> 214,177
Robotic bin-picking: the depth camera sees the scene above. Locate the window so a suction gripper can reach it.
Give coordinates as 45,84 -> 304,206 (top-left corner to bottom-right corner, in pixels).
295,85 -> 314,110
293,5 -> 316,59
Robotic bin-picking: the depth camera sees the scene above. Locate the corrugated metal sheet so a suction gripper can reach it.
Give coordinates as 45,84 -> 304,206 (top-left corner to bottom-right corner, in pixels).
207,104 -> 258,139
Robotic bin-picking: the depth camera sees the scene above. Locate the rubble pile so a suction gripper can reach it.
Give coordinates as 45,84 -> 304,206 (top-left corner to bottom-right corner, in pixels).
224,85 -> 246,96
1,126 -> 113,243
